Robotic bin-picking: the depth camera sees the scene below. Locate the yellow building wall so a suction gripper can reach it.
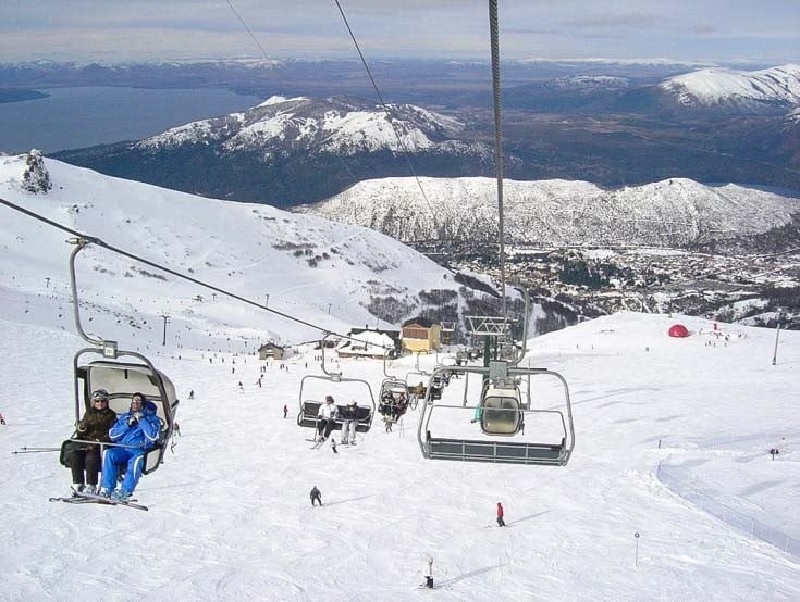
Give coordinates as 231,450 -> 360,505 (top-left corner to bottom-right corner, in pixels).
401,324 -> 442,352
403,338 -> 429,352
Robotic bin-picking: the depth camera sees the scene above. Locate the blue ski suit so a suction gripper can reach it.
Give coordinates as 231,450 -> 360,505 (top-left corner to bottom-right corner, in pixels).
101,400 -> 161,494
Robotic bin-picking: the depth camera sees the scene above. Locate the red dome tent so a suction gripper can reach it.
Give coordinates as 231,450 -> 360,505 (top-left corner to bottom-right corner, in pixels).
667,324 -> 690,338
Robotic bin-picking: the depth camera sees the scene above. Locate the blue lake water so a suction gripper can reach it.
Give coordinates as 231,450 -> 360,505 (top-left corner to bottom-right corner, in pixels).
0,87 -> 264,153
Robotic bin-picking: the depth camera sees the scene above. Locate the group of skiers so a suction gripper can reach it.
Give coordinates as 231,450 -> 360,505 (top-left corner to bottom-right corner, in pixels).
68,389 -> 161,501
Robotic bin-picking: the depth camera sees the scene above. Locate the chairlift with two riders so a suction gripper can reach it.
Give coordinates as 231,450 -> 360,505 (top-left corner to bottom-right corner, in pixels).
59,239 -> 179,485
296,334 -> 376,434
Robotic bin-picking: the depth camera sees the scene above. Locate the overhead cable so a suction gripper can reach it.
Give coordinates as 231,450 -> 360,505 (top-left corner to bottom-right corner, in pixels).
0,195 -> 393,350
332,0 -> 443,238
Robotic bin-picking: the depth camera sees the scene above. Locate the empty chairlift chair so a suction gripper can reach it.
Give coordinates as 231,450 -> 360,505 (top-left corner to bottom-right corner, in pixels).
418,361 -> 575,467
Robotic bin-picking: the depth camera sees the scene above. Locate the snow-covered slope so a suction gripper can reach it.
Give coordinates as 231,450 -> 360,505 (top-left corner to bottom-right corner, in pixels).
299,176 -> 800,247
0,307 -> 798,600
0,152 -> 464,352
661,64 -> 800,112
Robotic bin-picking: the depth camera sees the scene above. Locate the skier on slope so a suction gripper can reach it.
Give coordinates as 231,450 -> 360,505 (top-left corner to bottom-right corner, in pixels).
496,502 -> 506,527
422,556 -> 434,589
310,486 -> 322,506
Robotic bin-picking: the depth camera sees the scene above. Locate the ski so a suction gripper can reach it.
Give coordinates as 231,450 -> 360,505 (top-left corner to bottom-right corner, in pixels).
49,495 -> 95,504
74,491 -> 149,511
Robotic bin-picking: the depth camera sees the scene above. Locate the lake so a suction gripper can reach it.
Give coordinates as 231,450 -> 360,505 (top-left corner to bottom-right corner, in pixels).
0,87 -> 264,153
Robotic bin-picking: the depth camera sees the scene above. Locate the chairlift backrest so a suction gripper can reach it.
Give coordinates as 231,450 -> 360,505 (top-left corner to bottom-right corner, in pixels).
76,358 -> 177,428
481,394 -> 521,435
71,351 -> 179,477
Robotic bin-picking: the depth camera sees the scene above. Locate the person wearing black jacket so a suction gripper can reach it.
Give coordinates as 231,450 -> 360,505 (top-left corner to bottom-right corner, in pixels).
70,389 -> 116,495
340,401 -> 359,445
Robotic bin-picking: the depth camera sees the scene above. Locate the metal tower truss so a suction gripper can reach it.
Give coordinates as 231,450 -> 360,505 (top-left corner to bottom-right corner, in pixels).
466,315 -> 510,337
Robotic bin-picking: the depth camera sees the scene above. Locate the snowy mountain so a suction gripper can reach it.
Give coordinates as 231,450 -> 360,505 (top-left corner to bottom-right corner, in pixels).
0,152 -> 474,352
136,95 -> 469,156
299,176 -> 800,248
660,64 -> 800,114
53,95 -> 494,207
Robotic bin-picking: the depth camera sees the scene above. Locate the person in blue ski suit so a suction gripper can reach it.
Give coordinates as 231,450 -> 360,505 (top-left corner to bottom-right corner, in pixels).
100,393 -> 161,500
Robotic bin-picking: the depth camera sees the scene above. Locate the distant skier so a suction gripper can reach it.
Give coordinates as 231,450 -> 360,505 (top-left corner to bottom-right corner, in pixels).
310,486 -> 322,506
496,502 -> 505,527
0,410 -> 5,425
283,404 -> 288,418
188,390 -> 195,400
422,557 -> 434,589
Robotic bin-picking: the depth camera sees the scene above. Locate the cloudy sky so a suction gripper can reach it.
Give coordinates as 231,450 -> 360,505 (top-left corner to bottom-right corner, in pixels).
2,0 -> 799,65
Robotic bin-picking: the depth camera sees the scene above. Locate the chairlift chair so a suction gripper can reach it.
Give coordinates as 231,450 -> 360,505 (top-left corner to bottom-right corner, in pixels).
429,374 -> 445,400
61,348 -> 179,475
296,374 -> 376,433
379,377 -> 408,415
417,361 -> 575,466
405,371 -> 430,397
60,238 -> 180,477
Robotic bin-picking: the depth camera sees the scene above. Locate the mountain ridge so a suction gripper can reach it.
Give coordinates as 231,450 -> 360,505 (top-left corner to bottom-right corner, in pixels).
298,176 -> 800,249
659,64 -> 800,113
49,61 -> 800,205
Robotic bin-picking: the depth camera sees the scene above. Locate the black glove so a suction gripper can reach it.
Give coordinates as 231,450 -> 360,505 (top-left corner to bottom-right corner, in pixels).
127,415 -> 139,427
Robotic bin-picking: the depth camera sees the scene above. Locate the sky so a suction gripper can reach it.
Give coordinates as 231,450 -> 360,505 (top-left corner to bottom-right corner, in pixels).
1,0 -> 799,65
1,153 -> 800,599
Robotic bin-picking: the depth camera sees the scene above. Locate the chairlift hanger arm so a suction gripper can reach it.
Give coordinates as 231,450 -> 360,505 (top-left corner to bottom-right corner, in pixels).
69,239 -> 109,350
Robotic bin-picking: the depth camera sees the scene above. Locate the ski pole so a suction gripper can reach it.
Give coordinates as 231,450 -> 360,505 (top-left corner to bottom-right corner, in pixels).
12,447 -> 61,454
